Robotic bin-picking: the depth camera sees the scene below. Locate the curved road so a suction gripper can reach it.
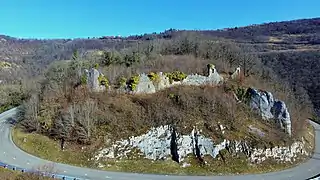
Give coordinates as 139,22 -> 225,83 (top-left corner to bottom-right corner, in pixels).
0,108 -> 319,180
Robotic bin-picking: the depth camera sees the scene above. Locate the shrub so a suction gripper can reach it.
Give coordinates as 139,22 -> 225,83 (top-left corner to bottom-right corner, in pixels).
80,74 -> 87,85
148,72 -> 160,83
128,75 -> 140,91
165,71 -> 187,83
234,87 -> 249,102
207,63 -> 215,69
98,74 -> 109,88
118,77 -> 127,88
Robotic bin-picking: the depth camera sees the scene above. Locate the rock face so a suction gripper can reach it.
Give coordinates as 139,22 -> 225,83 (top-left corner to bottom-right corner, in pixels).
133,73 -> 156,94
85,68 -> 106,92
246,88 -> 292,136
94,125 -> 230,162
94,125 -> 307,164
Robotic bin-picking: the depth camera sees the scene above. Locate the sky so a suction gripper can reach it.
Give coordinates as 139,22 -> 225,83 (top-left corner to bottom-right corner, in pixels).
0,0 -> 319,39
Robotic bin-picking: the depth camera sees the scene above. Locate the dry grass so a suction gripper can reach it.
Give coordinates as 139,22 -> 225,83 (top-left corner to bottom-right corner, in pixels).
90,85 -> 288,146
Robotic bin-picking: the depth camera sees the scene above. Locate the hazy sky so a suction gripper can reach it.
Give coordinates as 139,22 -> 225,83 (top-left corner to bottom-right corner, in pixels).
0,0 -> 319,39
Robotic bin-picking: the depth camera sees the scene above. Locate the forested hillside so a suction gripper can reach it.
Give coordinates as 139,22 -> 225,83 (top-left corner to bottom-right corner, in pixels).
0,17 -> 319,115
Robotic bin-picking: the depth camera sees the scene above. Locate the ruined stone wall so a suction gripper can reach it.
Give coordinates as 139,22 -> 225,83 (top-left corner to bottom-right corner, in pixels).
84,65 -> 292,136
85,68 -> 106,92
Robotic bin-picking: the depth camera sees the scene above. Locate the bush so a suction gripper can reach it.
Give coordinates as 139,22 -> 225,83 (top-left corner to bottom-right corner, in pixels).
165,71 -> 187,83
80,74 -> 87,85
128,75 -> 140,91
98,74 -> 109,88
148,72 -> 160,83
117,77 -> 127,88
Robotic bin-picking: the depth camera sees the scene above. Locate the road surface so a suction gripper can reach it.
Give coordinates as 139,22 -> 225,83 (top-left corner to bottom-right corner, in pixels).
0,108 -> 319,180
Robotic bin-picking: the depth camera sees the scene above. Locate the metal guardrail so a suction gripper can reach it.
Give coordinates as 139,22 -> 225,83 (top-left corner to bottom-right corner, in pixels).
0,161 -> 85,180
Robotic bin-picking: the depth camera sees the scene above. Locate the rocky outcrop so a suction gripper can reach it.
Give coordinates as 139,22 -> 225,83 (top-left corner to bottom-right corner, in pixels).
133,73 -> 156,94
85,68 -> 106,92
94,125 -> 308,164
93,125 -> 230,162
246,88 -> 292,136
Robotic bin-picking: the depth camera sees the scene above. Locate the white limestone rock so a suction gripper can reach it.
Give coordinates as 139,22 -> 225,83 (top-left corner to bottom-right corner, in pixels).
85,68 -> 106,92
246,88 -> 292,136
134,73 -> 156,94
94,125 -> 307,165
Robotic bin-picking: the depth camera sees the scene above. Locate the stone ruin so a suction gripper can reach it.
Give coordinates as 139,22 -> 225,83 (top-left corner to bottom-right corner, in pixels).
83,64 -> 292,136
126,64 -> 227,94
84,64 -> 230,94
84,68 -> 106,92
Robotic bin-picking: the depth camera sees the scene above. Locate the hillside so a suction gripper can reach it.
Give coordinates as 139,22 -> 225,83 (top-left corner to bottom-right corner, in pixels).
12,58 -> 314,174
0,18 -> 319,117
0,17 -> 317,175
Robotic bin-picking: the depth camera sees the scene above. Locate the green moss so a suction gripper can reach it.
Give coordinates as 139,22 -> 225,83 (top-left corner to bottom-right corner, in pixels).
148,72 -> 160,83
98,74 -> 109,88
94,63 -> 99,69
128,75 -> 140,91
165,71 -> 187,84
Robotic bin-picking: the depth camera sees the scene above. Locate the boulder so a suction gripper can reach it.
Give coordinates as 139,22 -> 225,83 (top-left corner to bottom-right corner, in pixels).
85,68 -> 106,92
134,73 -> 156,94
246,88 -> 292,136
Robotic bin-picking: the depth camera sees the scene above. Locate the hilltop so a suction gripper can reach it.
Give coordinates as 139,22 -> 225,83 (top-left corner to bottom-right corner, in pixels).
0,17 -> 317,175
0,17 -> 319,116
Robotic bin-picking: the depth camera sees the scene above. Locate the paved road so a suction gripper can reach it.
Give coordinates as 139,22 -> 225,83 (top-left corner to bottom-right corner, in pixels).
0,108 -> 319,180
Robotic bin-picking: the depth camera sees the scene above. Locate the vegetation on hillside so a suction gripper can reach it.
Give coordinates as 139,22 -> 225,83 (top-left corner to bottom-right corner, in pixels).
14,35 -> 313,146
0,17 -> 317,174
1,18 -> 319,116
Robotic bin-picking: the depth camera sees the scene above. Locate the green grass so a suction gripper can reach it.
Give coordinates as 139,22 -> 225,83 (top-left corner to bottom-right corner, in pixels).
11,126 -> 315,175
97,155 -> 294,175
11,128 -> 94,168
